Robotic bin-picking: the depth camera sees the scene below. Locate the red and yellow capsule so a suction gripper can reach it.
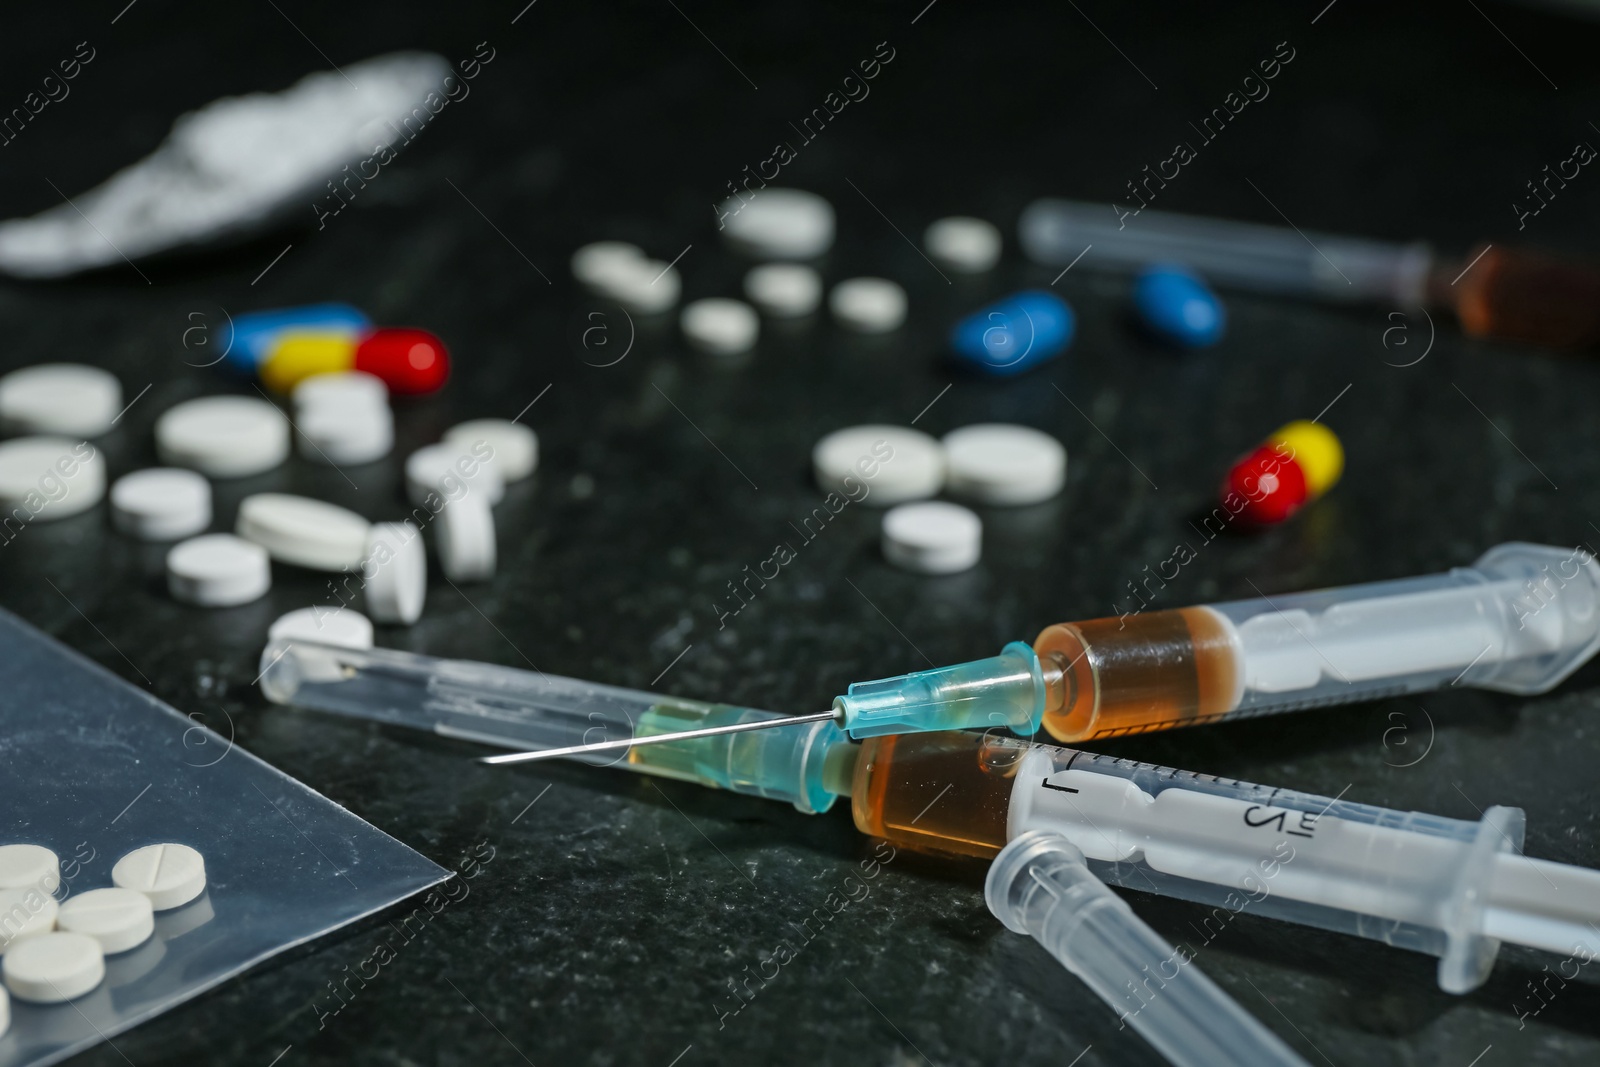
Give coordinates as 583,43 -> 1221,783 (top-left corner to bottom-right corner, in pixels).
1222,420 -> 1343,526
261,327 -> 450,395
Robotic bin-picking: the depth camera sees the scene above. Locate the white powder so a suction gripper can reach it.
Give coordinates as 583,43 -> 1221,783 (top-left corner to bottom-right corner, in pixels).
0,51 -> 450,278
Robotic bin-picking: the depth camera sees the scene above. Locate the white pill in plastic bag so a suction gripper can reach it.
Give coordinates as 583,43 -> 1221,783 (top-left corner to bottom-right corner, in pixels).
363,522 -> 426,624
718,189 -> 835,260
0,363 -> 121,438
942,423 -> 1067,505
829,277 -> 907,333
0,844 -> 60,893
436,496 -> 496,582
0,437 -> 104,520
924,216 -> 1002,273
743,263 -> 822,317
882,501 -> 982,574
112,843 -> 206,911
0,887 -> 57,952
56,887 -> 154,955
406,443 -> 503,507
444,419 -> 538,482
812,425 -> 944,506
110,468 -> 211,541
681,298 -> 760,356
2,932 -> 103,1003
236,493 -> 372,571
167,534 -> 271,607
156,396 -> 289,478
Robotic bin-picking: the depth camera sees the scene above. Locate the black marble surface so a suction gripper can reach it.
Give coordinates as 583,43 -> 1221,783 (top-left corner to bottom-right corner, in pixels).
3,1 -> 1600,1064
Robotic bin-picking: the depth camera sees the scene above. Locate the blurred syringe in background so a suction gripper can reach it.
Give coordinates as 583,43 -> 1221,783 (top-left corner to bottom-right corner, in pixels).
1019,198 -> 1600,349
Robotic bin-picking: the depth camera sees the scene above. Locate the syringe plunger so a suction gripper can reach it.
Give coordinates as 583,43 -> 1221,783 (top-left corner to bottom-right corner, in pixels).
987,831 -> 1310,1067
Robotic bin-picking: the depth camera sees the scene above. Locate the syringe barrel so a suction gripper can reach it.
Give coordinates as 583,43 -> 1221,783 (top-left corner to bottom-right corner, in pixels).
986,831 -> 1310,1067
851,730 -> 1525,992
1036,541 -> 1600,742
258,638 -> 850,813
1018,198 -> 1433,305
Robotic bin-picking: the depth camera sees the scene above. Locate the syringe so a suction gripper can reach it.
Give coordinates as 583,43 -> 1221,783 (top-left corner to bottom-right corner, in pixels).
858,730 -> 1600,993
253,639 -> 1307,1063
1018,198 -> 1600,349
986,831 -> 1309,1067
256,637 -> 857,813
480,540 -> 1600,762
258,648 -> 1600,994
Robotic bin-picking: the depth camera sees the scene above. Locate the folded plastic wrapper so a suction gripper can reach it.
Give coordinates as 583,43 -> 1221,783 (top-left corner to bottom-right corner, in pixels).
0,608 -> 449,1067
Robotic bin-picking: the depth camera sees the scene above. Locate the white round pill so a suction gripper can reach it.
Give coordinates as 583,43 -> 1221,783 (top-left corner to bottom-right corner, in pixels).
2,932 -> 104,1003
292,371 -> 388,415
269,606 -> 375,649
112,844 -> 206,911
570,241 -> 647,293
435,496 -> 496,582
444,419 -> 538,482
363,522 -> 426,624
167,534 -> 271,607
0,364 -> 121,438
813,425 -> 944,506
298,403 -> 394,466
924,216 -> 1002,273
829,277 -> 907,333
0,437 -> 104,520
0,887 -> 58,951
56,888 -> 154,955
680,298 -> 760,356
613,260 -> 682,315
156,396 -> 290,478
578,248 -> 680,315
236,493 -> 372,571
406,443 -> 504,508
110,468 -> 211,541
743,263 -> 823,318
882,501 -> 982,575
268,607 -> 377,683
0,845 -> 60,894
718,189 -> 835,260
942,424 -> 1068,506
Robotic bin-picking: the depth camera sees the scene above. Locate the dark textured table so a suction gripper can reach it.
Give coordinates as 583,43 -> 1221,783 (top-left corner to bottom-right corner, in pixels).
3,2 -> 1600,1064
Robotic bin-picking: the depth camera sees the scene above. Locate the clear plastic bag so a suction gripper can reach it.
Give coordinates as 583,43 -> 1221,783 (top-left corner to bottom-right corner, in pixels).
0,609 -> 449,1067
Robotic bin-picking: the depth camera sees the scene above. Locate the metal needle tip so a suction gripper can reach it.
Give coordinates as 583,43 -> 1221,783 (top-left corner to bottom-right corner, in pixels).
478,709 -> 842,767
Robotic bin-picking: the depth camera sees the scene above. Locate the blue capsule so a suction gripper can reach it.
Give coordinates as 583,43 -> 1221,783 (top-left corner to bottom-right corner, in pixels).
950,290 -> 1074,377
1133,264 -> 1224,348
218,303 -> 372,374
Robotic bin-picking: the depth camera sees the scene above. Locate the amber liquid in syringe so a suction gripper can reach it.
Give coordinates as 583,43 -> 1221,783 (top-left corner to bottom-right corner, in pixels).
1033,607 -> 1241,741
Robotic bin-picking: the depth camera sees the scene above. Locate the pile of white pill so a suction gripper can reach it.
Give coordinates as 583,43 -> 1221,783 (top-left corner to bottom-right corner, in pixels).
293,370 -> 394,465
572,192 -> 1006,356
565,195 -> 1063,580
0,344 -> 541,636
0,841 -> 206,1022
571,241 -> 682,314
811,422 -> 1066,575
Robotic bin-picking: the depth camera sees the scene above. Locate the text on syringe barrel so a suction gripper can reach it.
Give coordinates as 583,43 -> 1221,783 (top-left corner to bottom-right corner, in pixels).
851,732 -> 1520,983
